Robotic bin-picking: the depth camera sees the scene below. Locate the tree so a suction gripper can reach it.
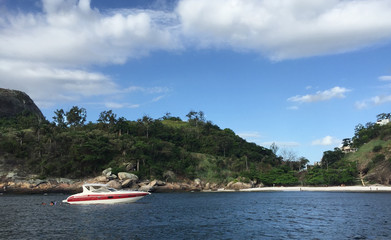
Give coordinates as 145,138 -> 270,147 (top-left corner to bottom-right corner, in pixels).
162,112 -> 172,120
98,110 -> 117,126
299,157 -> 309,170
186,110 -> 205,127
342,138 -> 351,147
376,113 -> 390,121
280,148 -> 297,162
53,109 -> 66,128
66,106 -> 87,127
270,142 -> 279,155
321,148 -> 344,169
138,115 -> 153,138
115,117 -> 128,136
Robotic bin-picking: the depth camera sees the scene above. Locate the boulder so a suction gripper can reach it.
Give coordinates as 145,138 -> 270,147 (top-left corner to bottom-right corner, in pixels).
107,180 -> 121,189
121,179 -> 135,188
118,172 -> 138,181
56,178 -> 75,184
138,182 -> 155,192
108,174 -> 117,180
0,88 -> 44,120
226,181 -> 252,190
154,182 -> 182,192
102,168 -> 112,177
92,176 -> 107,183
194,178 -> 202,187
163,170 -> 176,181
124,162 -> 137,172
6,172 -> 17,179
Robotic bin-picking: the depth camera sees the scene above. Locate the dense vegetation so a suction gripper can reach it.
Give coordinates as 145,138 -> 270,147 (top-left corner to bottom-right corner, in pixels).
0,108 -> 285,183
309,112 -> 391,186
2,107 -> 390,186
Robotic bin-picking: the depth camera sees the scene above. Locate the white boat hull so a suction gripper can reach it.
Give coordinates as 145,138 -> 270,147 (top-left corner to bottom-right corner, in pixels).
63,184 -> 150,205
64,195 -> 146,205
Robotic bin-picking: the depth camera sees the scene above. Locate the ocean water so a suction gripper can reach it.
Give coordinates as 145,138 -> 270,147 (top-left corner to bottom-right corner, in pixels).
1,191 -> 390,239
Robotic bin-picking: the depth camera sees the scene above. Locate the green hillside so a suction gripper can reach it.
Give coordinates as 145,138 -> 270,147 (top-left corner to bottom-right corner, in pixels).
344,121 -> 391,185
0,108 -> 286,184
2,107 -> 391,186
315,114 -> 391,185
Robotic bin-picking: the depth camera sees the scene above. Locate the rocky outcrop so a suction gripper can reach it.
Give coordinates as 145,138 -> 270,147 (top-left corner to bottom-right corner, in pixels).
0,168 -> 255,193
118,172 -> 138,182
0,177 -> 81,193
226,181 -> 252,190
0,88 -> 44,120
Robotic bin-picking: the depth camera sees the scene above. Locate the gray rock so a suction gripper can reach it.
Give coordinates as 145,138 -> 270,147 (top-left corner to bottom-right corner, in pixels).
121,179 -> 134,188
118,172 -> 138,181
6,172 -> 16,179
56,178 -> 74,184
107,180 -> 121,189
0,88 -> 44,120
102,168 -> 112,177
163,170 -> 176,181
194,178 -> 202,187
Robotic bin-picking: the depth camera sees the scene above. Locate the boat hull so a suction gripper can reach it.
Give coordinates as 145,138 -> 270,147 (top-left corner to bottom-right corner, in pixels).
64,192 -> 150,205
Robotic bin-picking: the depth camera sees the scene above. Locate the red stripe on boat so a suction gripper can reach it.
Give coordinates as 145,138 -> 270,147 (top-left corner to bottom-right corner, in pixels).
67,193 -> 149,202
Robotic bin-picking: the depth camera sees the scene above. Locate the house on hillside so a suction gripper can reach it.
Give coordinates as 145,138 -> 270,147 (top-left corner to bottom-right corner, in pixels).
376,119 -> 390,126
340,145 -> 357,153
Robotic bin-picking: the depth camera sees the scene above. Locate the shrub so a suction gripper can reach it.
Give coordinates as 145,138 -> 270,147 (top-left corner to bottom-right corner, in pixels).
373,154 -> 385,164
373,145 -> 383,152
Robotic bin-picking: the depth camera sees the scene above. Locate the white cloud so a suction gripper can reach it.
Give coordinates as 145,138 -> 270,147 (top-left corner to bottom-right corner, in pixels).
0,0 -> 179,66
104,102 -> 140,109
379,76 -> 391,81
176,0 -> 391,60
287,106 -> 299,110
0,60 -> 117,107
288,86 -> 350,103
262,141 -> 300,148
355,95 -> 391,109
311,136 -> 341,146
238,131 -> 261,139
0,0 -> 178,108
1,0 -> 391,108
151,95 -> 166,102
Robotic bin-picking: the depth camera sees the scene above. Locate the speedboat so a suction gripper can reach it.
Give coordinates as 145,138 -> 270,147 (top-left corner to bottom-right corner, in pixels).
62,183 -> 150,205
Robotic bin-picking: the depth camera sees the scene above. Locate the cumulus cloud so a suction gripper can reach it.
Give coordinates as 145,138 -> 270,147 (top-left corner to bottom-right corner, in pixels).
311,136 -> 341,146
0,0 -> 178,107
355,76 -> 391,109
104,102 -> 140,109
355,95 -> 391,109
0,0 -> 178,66
379,76 -> 391,81
0,60 -> 118,107
238,131 -> 261,139
262,141 -> 300,148
287,106 -> 299,110
176,0 -> 391,60
1,0 -> 391,108
288,86 -> 350,103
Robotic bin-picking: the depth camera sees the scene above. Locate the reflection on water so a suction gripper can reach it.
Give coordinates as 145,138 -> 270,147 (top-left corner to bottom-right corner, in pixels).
1,192 -> 390,239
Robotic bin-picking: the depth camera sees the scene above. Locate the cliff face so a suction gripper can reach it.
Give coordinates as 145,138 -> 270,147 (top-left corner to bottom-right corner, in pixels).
0,88 -> 44,120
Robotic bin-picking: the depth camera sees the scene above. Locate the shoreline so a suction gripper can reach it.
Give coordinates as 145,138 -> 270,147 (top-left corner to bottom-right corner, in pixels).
226,185 -> 391,193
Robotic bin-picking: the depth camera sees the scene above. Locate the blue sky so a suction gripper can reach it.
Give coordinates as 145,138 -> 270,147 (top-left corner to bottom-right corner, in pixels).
1,0 -> 391,163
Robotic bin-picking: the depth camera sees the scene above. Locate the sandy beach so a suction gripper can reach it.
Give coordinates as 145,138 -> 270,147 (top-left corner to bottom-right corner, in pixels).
237,185 -> 391,192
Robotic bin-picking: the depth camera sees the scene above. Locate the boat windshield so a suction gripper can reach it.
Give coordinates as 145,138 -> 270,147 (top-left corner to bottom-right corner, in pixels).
85,185 -> 117,193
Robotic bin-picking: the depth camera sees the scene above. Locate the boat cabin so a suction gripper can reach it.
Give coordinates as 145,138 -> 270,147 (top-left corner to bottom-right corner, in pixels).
82,184 -> 117,193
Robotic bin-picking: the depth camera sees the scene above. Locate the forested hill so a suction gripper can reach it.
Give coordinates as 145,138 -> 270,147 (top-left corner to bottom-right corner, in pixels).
3,91 -> 391,187
0,105 -> 287,183
312,113 -> 391,186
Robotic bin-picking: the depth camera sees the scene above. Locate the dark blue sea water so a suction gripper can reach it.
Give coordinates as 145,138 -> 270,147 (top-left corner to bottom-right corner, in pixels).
1,191 -> 391,239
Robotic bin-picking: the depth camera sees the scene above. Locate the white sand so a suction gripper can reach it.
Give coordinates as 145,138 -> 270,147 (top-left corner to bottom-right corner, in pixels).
238,185 -> 391,192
